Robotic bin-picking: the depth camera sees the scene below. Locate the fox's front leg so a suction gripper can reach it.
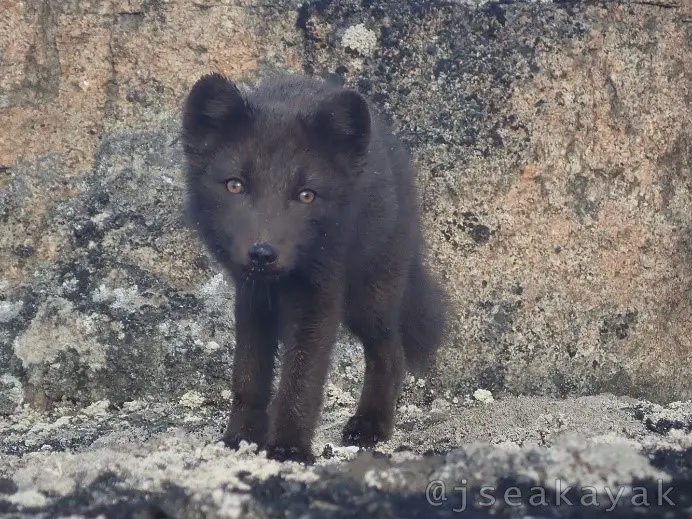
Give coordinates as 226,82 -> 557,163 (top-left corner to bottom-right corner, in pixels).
265,285 -> 340,463
222,283 -> 278,449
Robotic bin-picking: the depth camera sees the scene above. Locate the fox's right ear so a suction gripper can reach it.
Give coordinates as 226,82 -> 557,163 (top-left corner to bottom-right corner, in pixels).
181,73 -> 252,158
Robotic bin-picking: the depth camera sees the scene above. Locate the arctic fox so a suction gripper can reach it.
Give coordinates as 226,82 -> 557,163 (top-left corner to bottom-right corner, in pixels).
182,73 -> 447,463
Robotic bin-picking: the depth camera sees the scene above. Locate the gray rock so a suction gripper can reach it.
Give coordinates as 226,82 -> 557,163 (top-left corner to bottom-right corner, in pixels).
1,394 -> 691,518
2,0 -> 692,515
3,0 -> 692,410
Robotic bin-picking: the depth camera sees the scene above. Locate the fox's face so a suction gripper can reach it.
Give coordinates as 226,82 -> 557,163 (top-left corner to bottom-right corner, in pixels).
181,74 -> 371,279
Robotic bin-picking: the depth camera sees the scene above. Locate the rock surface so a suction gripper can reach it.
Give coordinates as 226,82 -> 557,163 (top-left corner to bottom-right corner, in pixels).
2,0 -> 692,409
3,393 -> 692,518
2,0 -> 692,515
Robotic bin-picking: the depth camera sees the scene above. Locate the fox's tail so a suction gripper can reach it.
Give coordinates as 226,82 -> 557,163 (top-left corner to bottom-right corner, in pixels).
399,254 -> 448,376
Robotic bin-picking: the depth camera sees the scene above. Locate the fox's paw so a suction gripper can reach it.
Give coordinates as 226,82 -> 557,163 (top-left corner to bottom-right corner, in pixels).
342,414 -> 391,448
220,431 -> 246,450
265,444 -> 316,464
220,427 -> 264,452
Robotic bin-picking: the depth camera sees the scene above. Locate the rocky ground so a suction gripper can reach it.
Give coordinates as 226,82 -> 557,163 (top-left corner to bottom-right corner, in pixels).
3,0 -> 692,517
3,389 -> 692,518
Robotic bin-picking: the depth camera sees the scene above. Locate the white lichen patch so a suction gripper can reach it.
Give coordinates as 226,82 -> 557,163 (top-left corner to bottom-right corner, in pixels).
157,319 -> 209,355
590,432 -> 644,451
92,284 -> 145,310
363,466 -> 412,491
342,23 -> 378,56
204,341 -> 221,353
90,211 -> 111,225
80,400 -> 111,418
12,455 -> 77,497
639,400 -> 692,425
122,399 -> 146,412
12,297 -> 107,368
208,490 -> 246,519
6,432 -> 320,515
0,374 -> 24,412
473,388 -> 494,403
433,437 -> 669,493
397,404 -> 423,418
6,407 -> 62,433
0,300 -> 23,323
6,490 -> 48,509
91,268 -> 165,311
179,390 -> 206,409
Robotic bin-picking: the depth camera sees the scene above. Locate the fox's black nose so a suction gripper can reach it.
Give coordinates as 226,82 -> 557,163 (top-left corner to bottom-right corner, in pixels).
248,243 -> 278,267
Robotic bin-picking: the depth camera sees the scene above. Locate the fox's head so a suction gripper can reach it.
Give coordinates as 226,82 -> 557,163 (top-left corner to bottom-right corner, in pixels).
181,73 -> 372,279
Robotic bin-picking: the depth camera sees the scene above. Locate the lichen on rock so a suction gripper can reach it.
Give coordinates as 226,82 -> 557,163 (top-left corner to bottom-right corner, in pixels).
2,0 -> 692,515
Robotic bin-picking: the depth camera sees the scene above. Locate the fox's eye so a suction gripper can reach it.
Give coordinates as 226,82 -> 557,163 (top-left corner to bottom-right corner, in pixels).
226,178 -> 245,194
297,189 -> 316,204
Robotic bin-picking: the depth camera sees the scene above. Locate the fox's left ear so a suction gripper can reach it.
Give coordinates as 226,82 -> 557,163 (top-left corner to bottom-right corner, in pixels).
181,73 -> 252,161
304,89 -> 371,164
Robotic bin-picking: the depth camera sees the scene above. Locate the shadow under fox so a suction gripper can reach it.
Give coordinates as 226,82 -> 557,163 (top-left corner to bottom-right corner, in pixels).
182,73 -> 448,463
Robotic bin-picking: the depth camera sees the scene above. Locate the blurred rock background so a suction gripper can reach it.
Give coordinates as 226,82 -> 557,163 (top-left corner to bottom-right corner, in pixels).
1,0 -> 691,415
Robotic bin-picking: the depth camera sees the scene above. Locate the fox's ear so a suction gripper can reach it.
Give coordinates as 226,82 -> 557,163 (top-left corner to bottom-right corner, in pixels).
305,89 -> 371,163
181,73 -> 252,158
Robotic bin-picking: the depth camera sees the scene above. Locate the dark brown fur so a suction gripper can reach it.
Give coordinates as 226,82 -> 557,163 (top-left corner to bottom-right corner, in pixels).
181,73 -> 447,463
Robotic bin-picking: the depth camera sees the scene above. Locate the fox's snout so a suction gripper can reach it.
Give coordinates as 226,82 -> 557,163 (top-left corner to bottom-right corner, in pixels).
247,242 -> 278,268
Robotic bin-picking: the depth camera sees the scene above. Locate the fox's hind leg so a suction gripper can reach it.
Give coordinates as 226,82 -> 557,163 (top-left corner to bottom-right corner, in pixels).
343,278 -> 407,447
